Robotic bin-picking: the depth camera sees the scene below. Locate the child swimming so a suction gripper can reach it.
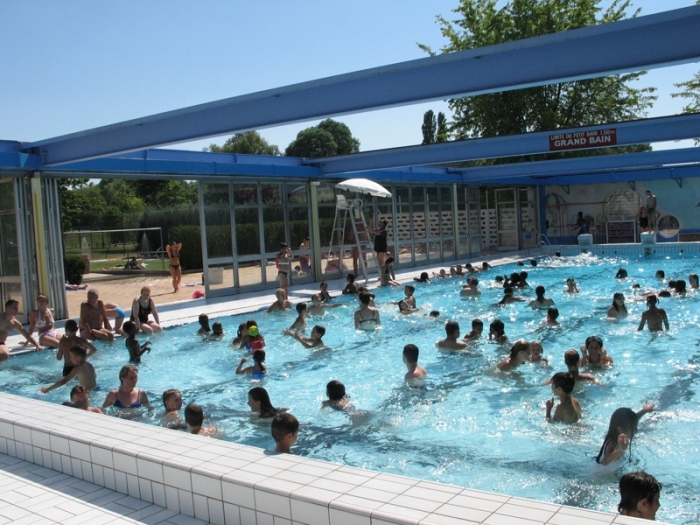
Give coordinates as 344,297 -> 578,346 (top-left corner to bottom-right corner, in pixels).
596,404 -> 654,465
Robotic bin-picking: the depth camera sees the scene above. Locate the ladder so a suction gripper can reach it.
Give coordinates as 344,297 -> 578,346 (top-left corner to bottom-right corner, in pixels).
327,195 -> 377,282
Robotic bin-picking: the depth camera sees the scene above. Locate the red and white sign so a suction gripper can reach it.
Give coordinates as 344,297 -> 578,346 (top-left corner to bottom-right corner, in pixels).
549,128 -> 617,151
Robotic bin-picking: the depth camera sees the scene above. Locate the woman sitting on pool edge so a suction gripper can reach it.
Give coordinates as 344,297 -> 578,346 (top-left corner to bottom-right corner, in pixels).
102,364 -> 150,410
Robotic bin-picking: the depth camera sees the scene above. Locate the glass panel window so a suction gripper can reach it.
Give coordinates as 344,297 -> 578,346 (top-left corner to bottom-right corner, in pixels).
412,204 -> 426,239
428,203 -> 440,237
288,208 -> 310,249
234,184 -> 258,205
203,183 -> 229,207
0,214 -> 19,275
414,242 -> 427,264
412,186 -> 424,202
0,182 -> 14,211
235,208 -> 260,255
287,183 -> 308,204
440,186 -> 451,203
205,209 -> 232,259
317,184 -> 336,203
261,184 -> 281,205
398,244 -> 413,266
263,207 -> 286,253
457,203 -> 469,235
395,186 -> 409,201
238,260 -> 263,288
443,239 -> 454,259
206,263 -> 234,294
426,187 -> 439,202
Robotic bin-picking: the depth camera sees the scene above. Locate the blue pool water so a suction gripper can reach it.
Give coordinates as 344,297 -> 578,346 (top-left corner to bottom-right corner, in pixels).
3,253 -> 700,524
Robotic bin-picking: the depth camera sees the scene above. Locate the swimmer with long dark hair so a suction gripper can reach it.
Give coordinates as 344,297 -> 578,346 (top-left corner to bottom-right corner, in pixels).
607,293 -> 628,319
596,404 -> 654,465
247,387 -> 284,418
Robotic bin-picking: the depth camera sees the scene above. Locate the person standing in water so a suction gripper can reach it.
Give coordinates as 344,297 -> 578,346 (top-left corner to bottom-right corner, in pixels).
638,295 -> 669,332
166,241 -> 183,293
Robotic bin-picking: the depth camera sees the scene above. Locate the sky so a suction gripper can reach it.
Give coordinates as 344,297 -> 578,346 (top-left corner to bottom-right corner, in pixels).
0,0 -> 698,156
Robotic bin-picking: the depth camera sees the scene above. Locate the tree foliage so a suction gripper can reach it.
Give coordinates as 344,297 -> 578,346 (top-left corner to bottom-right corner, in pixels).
285,119 -> 360,158
206,131 -> 280,155
422,110 -> 449,144
420,0 -> 656,159
673,70 -> 700,145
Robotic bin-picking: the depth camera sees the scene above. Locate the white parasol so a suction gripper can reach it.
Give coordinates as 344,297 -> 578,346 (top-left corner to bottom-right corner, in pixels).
335,178 -> 392,198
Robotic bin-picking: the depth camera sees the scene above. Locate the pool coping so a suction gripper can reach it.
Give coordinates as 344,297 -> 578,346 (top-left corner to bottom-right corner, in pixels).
2,246 -> 684,524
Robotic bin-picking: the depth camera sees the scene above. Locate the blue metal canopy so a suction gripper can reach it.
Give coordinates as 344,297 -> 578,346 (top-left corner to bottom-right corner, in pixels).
22,5 -> 700,166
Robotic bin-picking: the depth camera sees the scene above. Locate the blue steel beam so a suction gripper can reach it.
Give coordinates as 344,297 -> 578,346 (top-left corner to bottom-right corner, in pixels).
313,114 -> 700,174
458,147 -> 700,182
25,6 -> 700,166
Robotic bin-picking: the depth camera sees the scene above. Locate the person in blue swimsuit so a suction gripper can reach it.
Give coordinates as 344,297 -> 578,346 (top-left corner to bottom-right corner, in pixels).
236,349 -> 267,378
102,364 -> 150,410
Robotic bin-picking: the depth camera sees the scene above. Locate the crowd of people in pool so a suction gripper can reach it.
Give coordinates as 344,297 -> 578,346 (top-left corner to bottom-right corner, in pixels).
3,253 -> 691,519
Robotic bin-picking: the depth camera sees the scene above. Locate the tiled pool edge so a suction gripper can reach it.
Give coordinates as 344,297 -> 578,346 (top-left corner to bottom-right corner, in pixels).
0,393 -> 656,525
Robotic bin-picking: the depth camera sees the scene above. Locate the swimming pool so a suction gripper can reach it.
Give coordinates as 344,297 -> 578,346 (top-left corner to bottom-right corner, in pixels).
3,253 -> 700,524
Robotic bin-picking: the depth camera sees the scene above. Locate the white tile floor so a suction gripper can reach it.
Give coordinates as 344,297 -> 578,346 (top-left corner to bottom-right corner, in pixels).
0,452 -> 207,525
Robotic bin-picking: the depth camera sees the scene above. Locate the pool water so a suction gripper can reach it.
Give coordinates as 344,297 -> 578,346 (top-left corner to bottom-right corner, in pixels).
3,253 -> 700,524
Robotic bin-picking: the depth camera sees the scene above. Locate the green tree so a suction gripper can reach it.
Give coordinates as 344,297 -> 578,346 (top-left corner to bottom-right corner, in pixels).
672,70 -> 700,145
285,119 -> 360,158
436,112 -> 449,143
132,180 -> 198,208
206,131 -> 280,155
422,110 -> 437,144
420,0 -> 656,158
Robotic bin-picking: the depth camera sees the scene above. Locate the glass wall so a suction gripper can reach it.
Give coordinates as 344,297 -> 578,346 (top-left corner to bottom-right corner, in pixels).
0,179 -> 23,319
200,180 -> 312,296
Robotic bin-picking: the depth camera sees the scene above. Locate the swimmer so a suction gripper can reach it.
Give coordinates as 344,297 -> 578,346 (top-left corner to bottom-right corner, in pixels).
185,403 -> 219,437
489,319 -> 508,344
70,385 -> 103,414
516,271 -> 529,288
637,295 -> 669,332
413,272 -> 430,284
385,255 -> 397,281
197,314 -> 211,335
545,372 -> 581,424
454,264 -> 465,276
40,346 -> 97,393
307,293 -> 343,316
231,322 -> 246,347
655,269 -> 665,280
464,263 -> 479,274
208,322 -> 224,340
355,287 -> 377,307
497,340 -> 530,372
436,321 -> 469,350
689,273 -> 699,289
403,344 -> 426,386
57,320 -> 97,377
460,277 -> 481,296
672,279 -> 687,295
481,262 -> 492,271
322,380 -> 354,410
463,319 -> 484,341
354,293 -> 380,329
283,325 -> 325,349
607,293 -> 628,319
398,300 -> 420,315
541,307 -> 560,327
432,269 -> 448,279
272,413 -> 299,454
403,285 -> 417,308
564,277 -> 580,294
528,286 -> 554,309
319,281 -> 333,302
288,303 -> 307,332
556,350 -> 595,385
244,324 -> 265,351
162,389 -> 183,426
248,387 -> 285,418
123,321 -> 151,363
342,274 -> 358,295
596,404 -> 655,465
580,335 -> 613,366
267,288 -> 292,313
528,341 -> 548,365
618,471 -> 662,521
236,349 -> 267,379
498,287 -> 525,306
615,268 -> 628,279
